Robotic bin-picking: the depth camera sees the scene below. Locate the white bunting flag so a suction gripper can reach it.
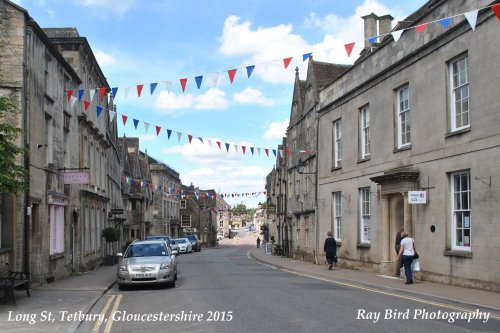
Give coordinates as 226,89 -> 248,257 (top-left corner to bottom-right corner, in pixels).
89,89 -> 96,102
124,87 -> 130,98
165,81 -> 172,94
392,29 -> 404,42
109,110 -> 116,122
144,122 -> 149,133
211,73 -> 219,87
464,10 -> 478,31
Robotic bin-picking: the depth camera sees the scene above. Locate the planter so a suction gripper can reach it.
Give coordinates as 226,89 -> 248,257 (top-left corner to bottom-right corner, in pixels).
104,255 -> 116,266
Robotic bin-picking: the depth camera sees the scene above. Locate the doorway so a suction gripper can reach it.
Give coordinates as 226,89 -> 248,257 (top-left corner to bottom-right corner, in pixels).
390,194 -> 404,262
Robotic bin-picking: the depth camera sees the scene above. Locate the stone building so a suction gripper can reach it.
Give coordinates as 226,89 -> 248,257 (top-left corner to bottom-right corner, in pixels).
316,0 -> 500,290
286,60 -> 349,263
45,27 -> 118,273
148,156 -> 181,237
180,185 -> 217,247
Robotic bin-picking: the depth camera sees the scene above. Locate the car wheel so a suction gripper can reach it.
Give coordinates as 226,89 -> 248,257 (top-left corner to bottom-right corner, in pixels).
118,284 -> 129,291
168,279 -> 176,288
175,271 -> 178,280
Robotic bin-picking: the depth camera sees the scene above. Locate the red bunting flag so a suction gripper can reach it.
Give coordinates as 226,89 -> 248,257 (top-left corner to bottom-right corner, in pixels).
227,69 -> 237,84
67,89 -> 73,102
137,84 -> 144,97
188,134 -> 193,144
344,42 -> 355,57
306,149 -> 313,155
242,146 -> 246,155
265,148 -> 269,157
285,149 -> 291,156
415,23 -> 427,33
493,4 -> 500,20
83,100 -> 90,111
180,78 -> 188,92
283,57 -> 293,69
99,87 -> 106,101
216,141 -> 221,150
155,126 -> 161,136
122,115 -> 128,126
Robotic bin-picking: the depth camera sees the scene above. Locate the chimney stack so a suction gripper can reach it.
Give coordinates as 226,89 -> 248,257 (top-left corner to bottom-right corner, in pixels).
378,14 -> 394,37
362,13 -> 378,48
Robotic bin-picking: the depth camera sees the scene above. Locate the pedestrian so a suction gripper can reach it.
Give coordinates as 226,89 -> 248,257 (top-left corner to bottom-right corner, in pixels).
397,231 -> 416,284
394,227 -> 405,277
256,237 -> 261,248
324,231 -> 337,270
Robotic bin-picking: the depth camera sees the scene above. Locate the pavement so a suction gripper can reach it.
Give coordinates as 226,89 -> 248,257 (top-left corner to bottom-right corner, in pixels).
1,236 -> 499,330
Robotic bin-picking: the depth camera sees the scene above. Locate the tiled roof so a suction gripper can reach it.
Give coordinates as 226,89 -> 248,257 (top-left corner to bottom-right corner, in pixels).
312,60 -> 351,91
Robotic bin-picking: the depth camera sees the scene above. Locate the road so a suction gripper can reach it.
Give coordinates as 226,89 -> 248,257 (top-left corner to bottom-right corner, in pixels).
77,232 -> 499,333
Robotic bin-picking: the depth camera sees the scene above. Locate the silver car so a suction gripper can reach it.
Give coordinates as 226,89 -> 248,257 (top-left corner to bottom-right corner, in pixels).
117,240 -> 178,290
175,238 -> 193,254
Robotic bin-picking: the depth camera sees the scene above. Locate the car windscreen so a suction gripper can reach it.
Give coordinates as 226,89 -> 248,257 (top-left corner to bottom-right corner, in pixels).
176,239 -> 187,243
126,243 -> 168,257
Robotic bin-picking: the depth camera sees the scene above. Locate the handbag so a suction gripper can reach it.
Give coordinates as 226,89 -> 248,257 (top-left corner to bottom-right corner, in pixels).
412,239 -> 419,259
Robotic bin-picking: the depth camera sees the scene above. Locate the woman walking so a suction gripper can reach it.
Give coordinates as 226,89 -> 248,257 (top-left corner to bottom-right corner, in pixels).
324,231 -> 337,270
397,231 -> 416,284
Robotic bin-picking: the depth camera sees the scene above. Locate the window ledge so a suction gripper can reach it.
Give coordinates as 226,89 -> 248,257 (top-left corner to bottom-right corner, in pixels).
0,248 -> 12,255
393,145 -> 411,153
443,250 -> 472,258
335,241 -> 341,247
49,253 -> 65,260
331,166 -> 342,172
357,156 -> 371,163
357,243 -> 371,249
445,127 -> 470,138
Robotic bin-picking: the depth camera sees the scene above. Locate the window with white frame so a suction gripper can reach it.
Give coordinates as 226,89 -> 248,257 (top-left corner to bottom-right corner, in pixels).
360,106 -> 370,159
181,214 -> 191,227
450,55 -> 470,131
180,200 -> 186,209
397,85 -> 411,148
360,187 -> 371,243
84,206 -> 89,253
333,120 -> 342,168
451,171 -> 471,250
332,192 -> 342,240
49,204 -> 64,254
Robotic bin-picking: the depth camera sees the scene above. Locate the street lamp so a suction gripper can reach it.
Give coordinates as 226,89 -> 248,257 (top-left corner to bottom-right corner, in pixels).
296,159 -> 316,175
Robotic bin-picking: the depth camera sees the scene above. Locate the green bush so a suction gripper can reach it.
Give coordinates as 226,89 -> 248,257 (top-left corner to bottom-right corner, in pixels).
102,227 -> 120,243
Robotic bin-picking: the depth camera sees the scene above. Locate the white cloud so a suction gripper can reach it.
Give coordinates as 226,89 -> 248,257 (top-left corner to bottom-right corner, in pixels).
79,0 -> 136,13
194,88 -> 228,110
263,119 -> 289,141
94,50 -> 116,67
154,91 -> 194,116
233,87 -> 273,106
138,134 -> 157,142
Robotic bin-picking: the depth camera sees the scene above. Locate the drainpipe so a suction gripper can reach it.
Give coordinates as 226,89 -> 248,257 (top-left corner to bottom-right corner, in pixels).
23,30 -> 31,274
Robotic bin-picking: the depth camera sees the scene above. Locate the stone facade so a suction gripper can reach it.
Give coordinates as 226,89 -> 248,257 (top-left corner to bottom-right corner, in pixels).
316,0 -> 500,290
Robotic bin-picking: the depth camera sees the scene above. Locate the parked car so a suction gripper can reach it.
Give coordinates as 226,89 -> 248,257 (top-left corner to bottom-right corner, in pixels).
117,239 -> 178,290
145,235 -> 179,253
185,234 -> 201,252
175,238 -> 193,254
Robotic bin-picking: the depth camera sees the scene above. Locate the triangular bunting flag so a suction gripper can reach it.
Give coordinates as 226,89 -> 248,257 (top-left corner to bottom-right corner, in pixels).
464,10 -> 478,31
133,119 -> 139,129
250,147 -> 254,155
67,89 -> 73,102
177,132 -> 182,142
111,87 -> 118,99
155,126 -> 161,136
165,81 -> 172,94
217,141 -> 221,150
225,143 -> 230,152
207,139 -> 212,147
246,65 -> 255,78
279,150 -> 284,158
195,76 -> 203,89
99,87 -> 106,101
78,89 -> 85,102
272,150 -> 277,157
211,73 -> 219,86
302,52 -> 312,61
124,87 -> 130,98
150,82 -> 158,95
109,110 -> 116,122
234,145 -> 238,152
70,96 -> 77,109
493,4 -> 500,20
392,30 -> 404,42
137,84 -> 144,97
188,135 -> 193,144
122,115 -> 128,126
96,105 -> 103,117
84,100 -> 90,111
439,17 -> 452,28
144,122 -> 150,133
415,23 -> 427,33
368,36 -> 378,44
344,42 -> 355,57
227,69 -> 237,84
89,89 -> 96,101
167,129 -> 172,139
265,149 -> 269,157
242,146 -> 246,155
283,57 -> 293,69
180,78 -> 188,92
285,149 -> 291,156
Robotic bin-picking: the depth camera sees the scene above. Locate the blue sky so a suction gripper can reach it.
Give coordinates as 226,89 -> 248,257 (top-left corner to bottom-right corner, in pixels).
14,0 -> 426,208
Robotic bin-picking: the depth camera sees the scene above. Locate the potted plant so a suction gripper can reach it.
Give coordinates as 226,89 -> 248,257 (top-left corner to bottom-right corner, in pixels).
102,227 -> 120,265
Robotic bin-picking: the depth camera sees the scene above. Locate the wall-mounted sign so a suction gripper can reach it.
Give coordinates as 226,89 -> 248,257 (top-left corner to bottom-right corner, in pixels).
408,191 -> 426,204
64,172 -> 89,184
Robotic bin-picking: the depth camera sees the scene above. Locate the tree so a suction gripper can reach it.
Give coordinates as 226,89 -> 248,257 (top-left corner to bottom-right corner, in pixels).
0,97 -> 27,193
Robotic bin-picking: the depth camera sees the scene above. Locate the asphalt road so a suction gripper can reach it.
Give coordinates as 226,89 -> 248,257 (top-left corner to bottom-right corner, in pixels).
77,234 -> 499,333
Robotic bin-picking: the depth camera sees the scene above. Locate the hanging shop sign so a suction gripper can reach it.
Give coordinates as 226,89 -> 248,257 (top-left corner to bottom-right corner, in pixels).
408,191 -> 427,204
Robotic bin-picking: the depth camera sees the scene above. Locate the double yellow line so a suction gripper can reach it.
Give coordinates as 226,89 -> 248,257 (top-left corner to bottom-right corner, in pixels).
92,294 -> 123,333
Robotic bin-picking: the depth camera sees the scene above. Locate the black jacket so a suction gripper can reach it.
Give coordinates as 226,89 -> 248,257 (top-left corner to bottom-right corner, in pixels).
324,237 -> 337,258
